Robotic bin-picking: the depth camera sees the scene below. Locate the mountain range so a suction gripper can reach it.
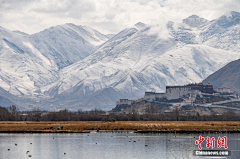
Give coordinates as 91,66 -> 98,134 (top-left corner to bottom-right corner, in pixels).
1,11 -> 240,110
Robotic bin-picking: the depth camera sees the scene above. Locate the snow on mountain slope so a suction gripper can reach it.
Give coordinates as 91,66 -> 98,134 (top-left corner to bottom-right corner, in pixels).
47,42 -> 240,110
29,23 -> 109,69
106,34 -> 115,39
0,26 -> 59,97
0,23 -> 109,100
183,15 -> 209,28
13,30 -> 29,36
137,45 -> 240,90
170,11 -> 240,52
203,25 -> 240,52
0,23 -> 110,110
201,11 -> 240,47
199,12 -> 240,53
2,12 -> 240,110
45,17 -> 240,109
46,23 -> 180,96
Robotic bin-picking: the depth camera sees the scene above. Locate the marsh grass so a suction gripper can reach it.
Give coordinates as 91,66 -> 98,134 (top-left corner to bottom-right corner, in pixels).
0,121 -> 240,132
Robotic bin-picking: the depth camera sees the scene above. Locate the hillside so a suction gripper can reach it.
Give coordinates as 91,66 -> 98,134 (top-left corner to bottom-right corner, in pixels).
203,59 -> 240,94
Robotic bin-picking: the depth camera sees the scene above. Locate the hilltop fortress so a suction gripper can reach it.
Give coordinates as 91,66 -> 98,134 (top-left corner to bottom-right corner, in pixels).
144,83 -> 214,102
116,83 -> 236,106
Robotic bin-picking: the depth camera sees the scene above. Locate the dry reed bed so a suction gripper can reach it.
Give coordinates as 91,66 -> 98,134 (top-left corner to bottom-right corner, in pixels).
0,121 -> 240,132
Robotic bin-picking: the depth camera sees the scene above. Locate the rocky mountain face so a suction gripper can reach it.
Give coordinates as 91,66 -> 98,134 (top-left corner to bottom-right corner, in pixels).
0,24 -> 109,110
182,15 -> 209,28
29,23 -> 109,69
203,59 -> 240,94
1,11 -> 240,110
0,26 -> 59,98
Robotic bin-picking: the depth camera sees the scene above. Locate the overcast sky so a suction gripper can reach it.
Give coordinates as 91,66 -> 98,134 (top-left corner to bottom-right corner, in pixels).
0,0 -> 239,34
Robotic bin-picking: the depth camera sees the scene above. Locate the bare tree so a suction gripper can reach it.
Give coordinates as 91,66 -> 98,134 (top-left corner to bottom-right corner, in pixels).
8,105 -> 19,121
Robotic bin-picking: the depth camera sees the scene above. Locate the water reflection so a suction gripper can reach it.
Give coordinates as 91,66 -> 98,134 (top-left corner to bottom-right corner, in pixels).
0,133 -> 239,159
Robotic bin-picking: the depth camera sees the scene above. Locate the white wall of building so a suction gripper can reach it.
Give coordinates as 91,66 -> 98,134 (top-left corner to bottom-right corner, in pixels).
143,86 -> 202,101
155,93 -> 166,100
143,92 -> 156,101
165,86 -> 191,100
117,99 -> 133,105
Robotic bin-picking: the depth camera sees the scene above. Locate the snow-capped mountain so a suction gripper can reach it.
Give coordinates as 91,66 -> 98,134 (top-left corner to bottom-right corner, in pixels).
0,26 -> 59,98
1,11 -> 240,110
0,24 -> 109,109
183,15 -> 209,28
46,12 -> 240,110
202,11 -> 240,52
29,23 -> 109,69
46,44 -> 240,110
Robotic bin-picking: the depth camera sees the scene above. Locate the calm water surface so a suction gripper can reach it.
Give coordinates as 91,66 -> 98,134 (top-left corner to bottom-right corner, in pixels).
0,133 -> 240,159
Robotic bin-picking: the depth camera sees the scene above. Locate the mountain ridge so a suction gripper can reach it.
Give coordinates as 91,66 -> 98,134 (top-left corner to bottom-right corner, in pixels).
1,12 -> 240,110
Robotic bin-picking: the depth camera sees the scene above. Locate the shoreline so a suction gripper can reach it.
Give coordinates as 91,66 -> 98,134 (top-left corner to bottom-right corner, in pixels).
1,130 -> 240,134
1,121 -> 240,134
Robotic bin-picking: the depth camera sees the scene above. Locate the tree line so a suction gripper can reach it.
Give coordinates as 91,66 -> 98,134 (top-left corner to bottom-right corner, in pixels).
0,105 -> 240,121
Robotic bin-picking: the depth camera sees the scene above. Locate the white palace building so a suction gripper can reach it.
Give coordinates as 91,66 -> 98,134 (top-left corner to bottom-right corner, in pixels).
116,83 -> 234,106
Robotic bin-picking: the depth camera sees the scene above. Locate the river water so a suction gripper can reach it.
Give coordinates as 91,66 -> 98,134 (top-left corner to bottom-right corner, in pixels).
0,133 -> 239,159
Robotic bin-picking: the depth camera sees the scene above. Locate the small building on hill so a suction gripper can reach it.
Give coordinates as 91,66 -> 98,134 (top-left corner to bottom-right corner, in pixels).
116,99 -> 134,105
